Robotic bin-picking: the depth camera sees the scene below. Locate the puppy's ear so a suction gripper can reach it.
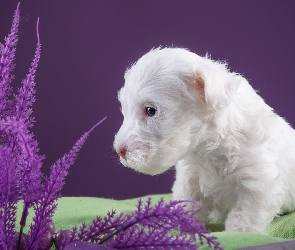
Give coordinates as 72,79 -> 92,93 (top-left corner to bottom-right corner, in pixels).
195,63 -> 242,111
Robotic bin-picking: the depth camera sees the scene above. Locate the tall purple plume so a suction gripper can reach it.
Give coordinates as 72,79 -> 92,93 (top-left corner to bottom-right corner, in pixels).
0,3 -> 107,250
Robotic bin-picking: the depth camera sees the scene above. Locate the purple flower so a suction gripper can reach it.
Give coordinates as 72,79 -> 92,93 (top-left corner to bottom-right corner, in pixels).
0,3 -> 107,250
27,118 -> 106,250
70,197 -> 222,250
0,4 -> 23,249
0,3 -> 19,117
71,210 -> 131,244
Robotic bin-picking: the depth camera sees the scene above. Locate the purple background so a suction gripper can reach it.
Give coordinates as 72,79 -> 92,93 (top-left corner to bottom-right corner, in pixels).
1,1 -> 295,199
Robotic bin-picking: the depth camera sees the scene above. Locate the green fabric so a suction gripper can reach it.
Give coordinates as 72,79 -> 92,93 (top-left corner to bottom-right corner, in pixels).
16,194 -> 295,250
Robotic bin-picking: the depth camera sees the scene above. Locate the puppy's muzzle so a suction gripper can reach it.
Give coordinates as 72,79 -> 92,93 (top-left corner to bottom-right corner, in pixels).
117,146 -> 127,160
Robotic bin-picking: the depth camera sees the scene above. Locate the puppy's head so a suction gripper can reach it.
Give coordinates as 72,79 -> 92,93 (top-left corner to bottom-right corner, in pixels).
114,47 -> 242,175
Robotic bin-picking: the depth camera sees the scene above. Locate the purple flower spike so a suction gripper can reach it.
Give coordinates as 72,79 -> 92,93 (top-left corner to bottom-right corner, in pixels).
0,3 -> 22,249
0,2 -> 20,117
15,17 -> 41,123
27,117 -> 107,250
70,197 -> 222,250
0,4 -> 108,250
109,198 -> 222,250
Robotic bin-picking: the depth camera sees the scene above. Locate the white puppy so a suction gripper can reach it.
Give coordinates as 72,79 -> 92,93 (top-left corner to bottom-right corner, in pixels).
113,47 -> 295,233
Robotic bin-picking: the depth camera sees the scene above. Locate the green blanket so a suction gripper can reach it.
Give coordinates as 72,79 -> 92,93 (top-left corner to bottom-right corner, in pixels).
16,194 -> 295,249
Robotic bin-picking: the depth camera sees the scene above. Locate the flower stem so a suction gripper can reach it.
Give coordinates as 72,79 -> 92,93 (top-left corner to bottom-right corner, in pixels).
20,202 -> 29,227
88,117 -> 107,134
17,225 -> 23,250
98,228 -> 122,245
17,202 -> 29,250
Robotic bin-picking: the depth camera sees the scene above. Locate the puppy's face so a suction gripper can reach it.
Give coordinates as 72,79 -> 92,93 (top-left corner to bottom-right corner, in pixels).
114,85 -> 198,175
113,49 -> 204,175
113,48 -> 242,175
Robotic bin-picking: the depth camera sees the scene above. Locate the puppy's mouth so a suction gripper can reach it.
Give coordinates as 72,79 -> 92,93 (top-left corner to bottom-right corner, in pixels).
120,149 -> 149,166
118,149 -> 173,176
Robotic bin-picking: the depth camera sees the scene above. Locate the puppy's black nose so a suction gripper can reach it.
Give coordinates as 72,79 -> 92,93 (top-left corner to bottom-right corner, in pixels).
117,147 -> 127,160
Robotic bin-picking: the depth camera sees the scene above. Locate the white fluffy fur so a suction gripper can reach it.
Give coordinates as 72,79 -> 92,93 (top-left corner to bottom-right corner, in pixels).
113,47 -> 295,233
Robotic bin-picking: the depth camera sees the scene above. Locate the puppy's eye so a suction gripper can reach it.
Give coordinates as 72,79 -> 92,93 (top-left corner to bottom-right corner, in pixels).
145,107 -> 157,117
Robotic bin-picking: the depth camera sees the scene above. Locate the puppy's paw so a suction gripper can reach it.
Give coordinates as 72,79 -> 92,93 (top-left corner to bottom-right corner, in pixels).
225,208 -> 266,234
208,208 -> 227,224
178,200 -> 209,223
191,203 -> 211,223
